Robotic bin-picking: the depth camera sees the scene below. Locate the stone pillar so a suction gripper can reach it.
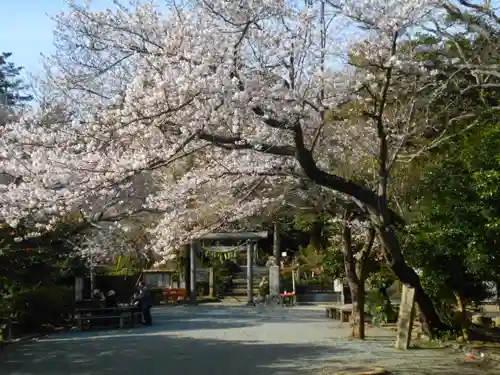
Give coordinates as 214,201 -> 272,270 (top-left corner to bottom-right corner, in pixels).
190,240 -> 198,304
247,241 -> 254,305
209,267 -> 215,297
269,265 -> 280,296
75,277 -> 84,302
395,285 -> 416,350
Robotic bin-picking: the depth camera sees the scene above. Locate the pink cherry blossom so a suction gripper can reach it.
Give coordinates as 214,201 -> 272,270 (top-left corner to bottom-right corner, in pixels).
0,0 -> 445,258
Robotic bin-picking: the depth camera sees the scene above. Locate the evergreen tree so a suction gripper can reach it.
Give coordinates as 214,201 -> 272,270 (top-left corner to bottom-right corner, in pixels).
0,52 -> 32,107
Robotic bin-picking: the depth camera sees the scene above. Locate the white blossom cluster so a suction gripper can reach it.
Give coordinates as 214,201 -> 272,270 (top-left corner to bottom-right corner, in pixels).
328,216 -> 381,260
0,0 -> 441,258
72,222 -> 152,266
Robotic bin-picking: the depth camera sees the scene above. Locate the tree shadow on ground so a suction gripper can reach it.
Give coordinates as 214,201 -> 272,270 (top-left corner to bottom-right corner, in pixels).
156,305 -> 329,325
1,331 -> 351,375
78,319 -> 261,333
385,358 -> 500,375
2,331 -> 496,375
2,306 -> 495,375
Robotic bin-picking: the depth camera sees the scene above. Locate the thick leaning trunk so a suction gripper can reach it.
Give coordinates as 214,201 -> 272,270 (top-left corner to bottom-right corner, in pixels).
342,215 -> 370,339
292,140 -> 448,335
454,292 -> 469,341
347,280 -> 366,339
377,225 -> 449,336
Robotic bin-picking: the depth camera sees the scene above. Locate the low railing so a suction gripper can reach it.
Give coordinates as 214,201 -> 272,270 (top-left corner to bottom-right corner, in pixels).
294,284 -> 335,294
162,288 -> 188,303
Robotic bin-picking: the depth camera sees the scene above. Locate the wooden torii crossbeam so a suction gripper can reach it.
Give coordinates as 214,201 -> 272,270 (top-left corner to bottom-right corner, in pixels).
199,232 -> 268,240
203,246 -> 246,253
189,231 -> 268,305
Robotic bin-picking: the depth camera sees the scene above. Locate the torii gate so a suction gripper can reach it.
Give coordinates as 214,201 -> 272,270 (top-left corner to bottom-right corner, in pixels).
189,231 -> 268,305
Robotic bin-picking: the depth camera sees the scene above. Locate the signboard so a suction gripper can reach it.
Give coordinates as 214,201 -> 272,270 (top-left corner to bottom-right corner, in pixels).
333,279 -> 343,292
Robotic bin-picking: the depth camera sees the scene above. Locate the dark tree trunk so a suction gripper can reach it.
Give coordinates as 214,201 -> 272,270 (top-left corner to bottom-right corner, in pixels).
348,280 -> 366,339
183,244 -> 190,293
454,292 -> 469,341
200,78 -> 449,333
342,213 -> 374,339
377,225 -> 449,336
310,220 -> 323,250
291,127 -> 449,336
273,222 -> 280,264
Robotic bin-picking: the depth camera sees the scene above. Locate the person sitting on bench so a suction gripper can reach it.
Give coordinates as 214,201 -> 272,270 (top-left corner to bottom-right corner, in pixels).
92,289 -> 105,308
106,290 -> 118,308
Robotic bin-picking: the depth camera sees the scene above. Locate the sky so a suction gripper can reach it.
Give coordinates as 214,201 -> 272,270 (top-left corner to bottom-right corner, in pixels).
3,0 -> 497,79
0,0 -> 114,77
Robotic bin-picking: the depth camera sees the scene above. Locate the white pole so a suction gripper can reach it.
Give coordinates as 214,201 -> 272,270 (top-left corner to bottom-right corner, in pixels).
292,269 -> 296,294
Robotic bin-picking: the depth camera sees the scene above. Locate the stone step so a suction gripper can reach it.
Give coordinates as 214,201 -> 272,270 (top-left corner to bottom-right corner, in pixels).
221,295 -> 246,303
235,269 -> 268,277
232,278 -> 260,285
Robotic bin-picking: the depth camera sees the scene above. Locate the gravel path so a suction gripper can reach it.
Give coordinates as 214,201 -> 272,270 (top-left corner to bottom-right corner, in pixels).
0,305 -> 495,375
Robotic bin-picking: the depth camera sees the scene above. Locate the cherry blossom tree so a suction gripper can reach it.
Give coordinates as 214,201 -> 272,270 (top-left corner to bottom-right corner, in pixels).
0,0 -> 456,332
73,221 -> 154,265
326,209 -> 377,339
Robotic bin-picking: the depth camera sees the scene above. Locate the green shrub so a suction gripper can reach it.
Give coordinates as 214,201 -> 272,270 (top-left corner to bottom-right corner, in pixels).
12,285 -> 73,332
366,290 -> 398,324
0,296 -> 12,319
493,316 -> 500,327
471,314 -> 493,327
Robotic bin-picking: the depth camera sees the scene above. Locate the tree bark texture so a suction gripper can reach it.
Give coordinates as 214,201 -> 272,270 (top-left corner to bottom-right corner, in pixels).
376,224 -> 449,336
454,292 -> 469,341
342,213 -> 375,339
292,139 -> 447,334
273,222 -> 280,264
350,281 -> 366,339
183,244 -> 190,292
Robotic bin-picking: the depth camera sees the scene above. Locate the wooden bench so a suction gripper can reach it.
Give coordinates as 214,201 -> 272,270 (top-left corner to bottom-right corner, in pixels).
75,314 -> 129,331
325,304 -> 352,322
163,288 -> 188,303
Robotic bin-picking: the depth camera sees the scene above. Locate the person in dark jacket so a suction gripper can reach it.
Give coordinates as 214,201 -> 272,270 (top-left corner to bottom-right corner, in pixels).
106,290 -> 118,308
134,281 -> 153,325
91,289 -> 105,308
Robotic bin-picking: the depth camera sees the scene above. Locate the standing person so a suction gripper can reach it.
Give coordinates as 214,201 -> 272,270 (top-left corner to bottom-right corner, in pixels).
134,281 -> 153,325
